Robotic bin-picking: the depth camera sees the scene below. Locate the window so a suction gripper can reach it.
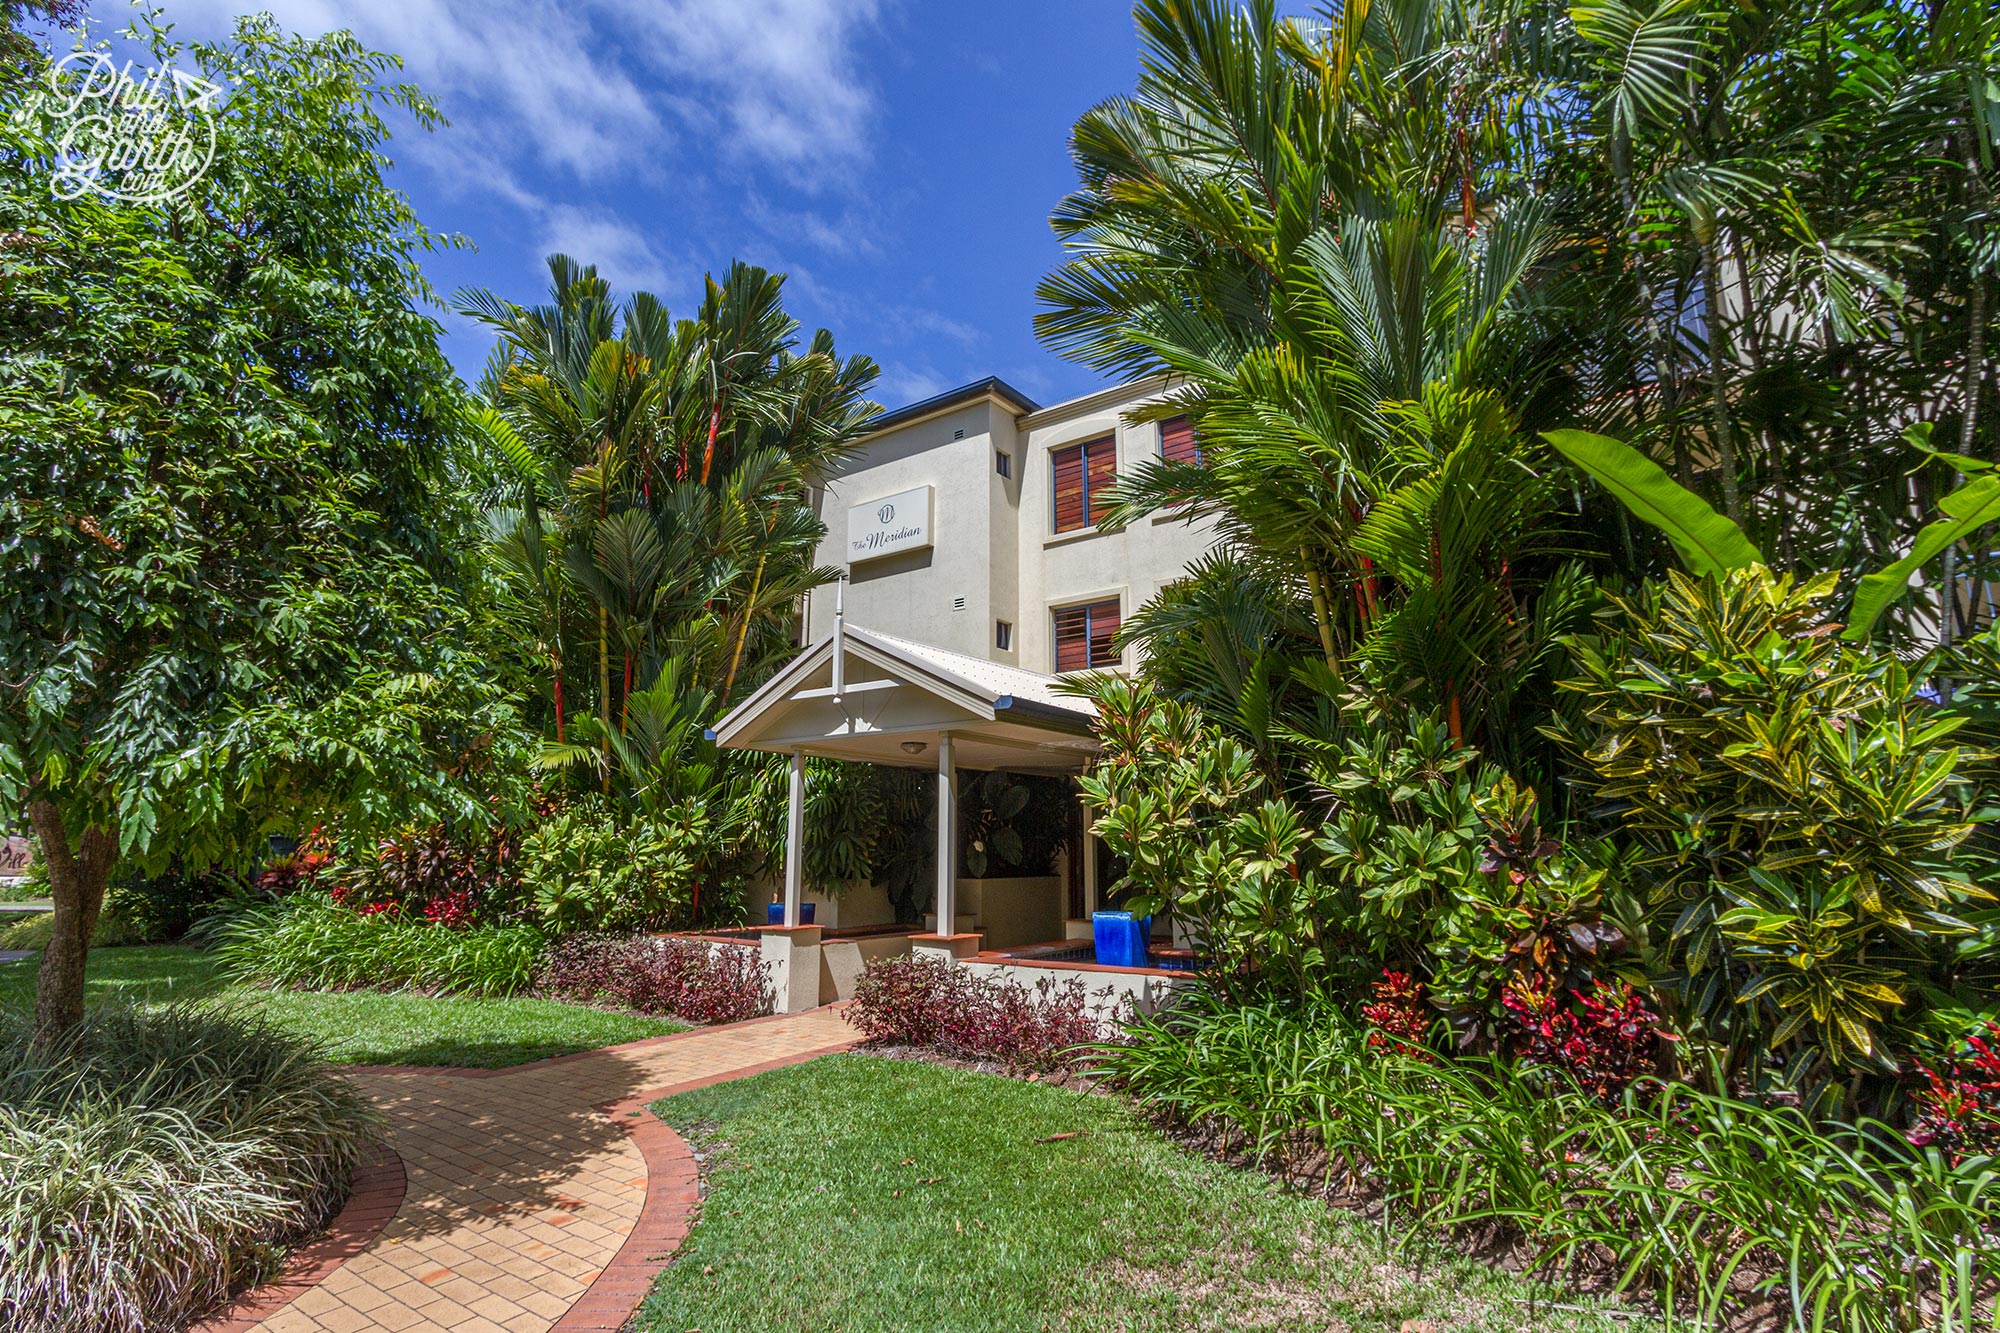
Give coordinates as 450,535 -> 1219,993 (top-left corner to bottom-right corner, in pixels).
1160,414 -> 1202,466
1052,598 -> 1121,672
995,450 -> 1011,478
995,620 -> 1013,651
1051,435 -> 1116,533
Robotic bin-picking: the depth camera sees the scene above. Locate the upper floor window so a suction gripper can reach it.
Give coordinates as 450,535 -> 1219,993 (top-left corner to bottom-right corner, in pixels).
995,450 -> 1012,478
1052,435 -> 1116,533
1160,414 -> 1202,466
1053,597 -> 1121,672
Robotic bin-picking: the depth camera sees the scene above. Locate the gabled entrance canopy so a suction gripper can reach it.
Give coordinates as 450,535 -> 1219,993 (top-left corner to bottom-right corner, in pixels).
708,620 -> 1100,932
710,623 -> 1098,772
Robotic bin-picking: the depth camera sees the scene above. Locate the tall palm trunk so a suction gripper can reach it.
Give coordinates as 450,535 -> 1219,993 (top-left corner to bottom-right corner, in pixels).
1612,133 -> 1692,487
1300,550 -> 1339,667
1700,238 -> 1744,524
598,605 -> 611,797
1730,232 -> 1793,568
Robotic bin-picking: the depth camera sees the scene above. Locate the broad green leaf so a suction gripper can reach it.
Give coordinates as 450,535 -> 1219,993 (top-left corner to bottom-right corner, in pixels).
1543,430 -> 1764,574
1901,420 -> 1992,474
1844,474 -> 2000,640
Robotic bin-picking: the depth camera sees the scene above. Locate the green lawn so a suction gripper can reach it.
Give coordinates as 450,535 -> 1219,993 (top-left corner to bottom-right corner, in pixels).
643,1054 -> 1652,1333
0,944 -> 686,1068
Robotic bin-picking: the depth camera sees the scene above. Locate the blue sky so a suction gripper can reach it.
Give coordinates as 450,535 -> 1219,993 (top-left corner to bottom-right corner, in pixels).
137,0 -> 1154,414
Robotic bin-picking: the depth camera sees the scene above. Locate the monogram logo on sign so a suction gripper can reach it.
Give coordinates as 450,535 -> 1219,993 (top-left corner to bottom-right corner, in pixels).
878,503 -> 895,524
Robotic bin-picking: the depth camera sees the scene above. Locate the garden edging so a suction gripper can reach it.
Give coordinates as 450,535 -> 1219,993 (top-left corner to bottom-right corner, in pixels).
193,1148 -> 409,1333
184,1008 -> 860,1333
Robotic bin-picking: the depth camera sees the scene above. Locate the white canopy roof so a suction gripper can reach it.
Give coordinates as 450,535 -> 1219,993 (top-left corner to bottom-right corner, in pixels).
708,622 -> 1099,773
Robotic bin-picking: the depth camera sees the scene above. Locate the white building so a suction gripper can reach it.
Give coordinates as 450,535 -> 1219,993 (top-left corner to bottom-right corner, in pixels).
803,375 -> 1220,676
708,376 -> 1221,1015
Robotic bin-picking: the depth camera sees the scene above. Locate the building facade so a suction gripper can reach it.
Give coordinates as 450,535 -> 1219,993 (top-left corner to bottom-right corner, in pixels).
802,375 -> 1221,673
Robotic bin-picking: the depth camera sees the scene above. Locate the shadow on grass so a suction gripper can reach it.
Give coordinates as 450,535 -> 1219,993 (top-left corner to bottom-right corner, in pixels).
2,943 -> 744,1261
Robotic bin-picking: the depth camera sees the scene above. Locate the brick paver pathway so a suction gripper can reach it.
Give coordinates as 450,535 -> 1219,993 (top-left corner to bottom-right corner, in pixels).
200,1008 -> 860,1333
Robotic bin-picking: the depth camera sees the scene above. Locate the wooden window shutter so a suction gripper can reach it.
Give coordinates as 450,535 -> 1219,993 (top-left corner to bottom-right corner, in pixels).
1160,415 -> 1200,465
1053,603 -> 1092,671
1085,436 -> 1117,527
1053,598 -> 1121,672
1086,598 -> 1121,667
1052,444 -> 1087,533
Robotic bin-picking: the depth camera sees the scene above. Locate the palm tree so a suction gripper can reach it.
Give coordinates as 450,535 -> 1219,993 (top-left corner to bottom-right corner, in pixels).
1038,0 -> 1585,765
458,255 -> 880,807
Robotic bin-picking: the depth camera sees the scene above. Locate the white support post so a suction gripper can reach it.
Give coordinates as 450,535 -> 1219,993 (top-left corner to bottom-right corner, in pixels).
935,733 -> 956,935
783,750 -> 805,928
1080,791 -> 1099,917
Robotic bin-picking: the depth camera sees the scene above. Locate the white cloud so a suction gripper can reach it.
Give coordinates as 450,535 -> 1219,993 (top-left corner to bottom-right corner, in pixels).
744,193 -> 883,258
534,205 -> 670,297
873,366 -> 951,408
620,0 -> 880,184
167,0 -> 879,189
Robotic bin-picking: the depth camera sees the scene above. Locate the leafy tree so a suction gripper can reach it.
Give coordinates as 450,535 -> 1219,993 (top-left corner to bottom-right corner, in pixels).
0,19 -> 518,1039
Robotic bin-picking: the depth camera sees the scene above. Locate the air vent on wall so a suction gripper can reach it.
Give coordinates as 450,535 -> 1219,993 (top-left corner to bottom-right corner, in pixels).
952,428 -> 966,440
952,597 -> 967,611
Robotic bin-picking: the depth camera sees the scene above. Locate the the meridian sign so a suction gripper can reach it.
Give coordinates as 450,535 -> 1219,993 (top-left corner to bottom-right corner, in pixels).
847,485 -> 933,563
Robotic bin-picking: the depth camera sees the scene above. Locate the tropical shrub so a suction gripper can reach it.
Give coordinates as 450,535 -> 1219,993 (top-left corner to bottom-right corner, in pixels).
534,933 -> 771,1026
0,902 -> 148,953
214,895 -> 543,997
848,954 -> 1112,1074
0,1002 -> 379,1333
1551,567 -> 1989,1081
324,816 -> 525,923
516,799 -> 708,932
1100,989 -> 1998,1333
1077,677 -> 1338,996
1907,1021 -> 2000,1162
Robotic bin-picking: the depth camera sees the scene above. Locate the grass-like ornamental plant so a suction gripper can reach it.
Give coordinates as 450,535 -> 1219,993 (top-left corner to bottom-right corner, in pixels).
0,1003 -> 380,1333
1099,989 -> 1999,1333
214,894 -> 544,997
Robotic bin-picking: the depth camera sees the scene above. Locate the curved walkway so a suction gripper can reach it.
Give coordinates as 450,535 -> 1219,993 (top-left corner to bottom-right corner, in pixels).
198,1008 -> 861,1333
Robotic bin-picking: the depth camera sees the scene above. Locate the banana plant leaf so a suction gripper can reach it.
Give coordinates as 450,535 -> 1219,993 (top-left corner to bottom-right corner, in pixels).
1844,473 -> 2000,641
1543,429 -> 1763,575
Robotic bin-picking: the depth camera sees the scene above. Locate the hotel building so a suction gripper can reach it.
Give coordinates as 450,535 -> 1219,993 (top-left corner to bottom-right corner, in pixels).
802,375 -> 1219,675
709,375 -> 1221,1014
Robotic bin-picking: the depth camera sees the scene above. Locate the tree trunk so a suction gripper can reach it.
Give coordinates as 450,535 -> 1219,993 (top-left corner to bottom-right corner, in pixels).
1730,230 -> 1793,569
1941,271 -> 1987,652
598,605 -> 611,797
1301,550 -> 1339,668
27,801 -> 117,1045
1612,133 -> 1691,488
1700,239 -> 1744,525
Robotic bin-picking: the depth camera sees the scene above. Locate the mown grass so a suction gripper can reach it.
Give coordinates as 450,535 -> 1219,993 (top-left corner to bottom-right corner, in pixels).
643,1054 -> 1648,1333
0,946 -> 686,1068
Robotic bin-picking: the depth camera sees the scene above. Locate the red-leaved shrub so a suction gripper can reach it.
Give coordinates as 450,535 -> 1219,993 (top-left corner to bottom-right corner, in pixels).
422,888 -> 477,929
1501,977 -> 1667,1101
1359,970 -> 1432,1059
1908,1021 -> 2000,1162
847,954 -> 1114,1074
536,934 -> 772,1026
